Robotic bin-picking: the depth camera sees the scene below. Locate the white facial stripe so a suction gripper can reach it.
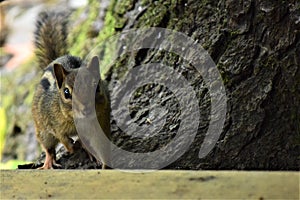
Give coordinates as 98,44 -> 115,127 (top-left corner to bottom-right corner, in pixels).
42,70 -> 56,91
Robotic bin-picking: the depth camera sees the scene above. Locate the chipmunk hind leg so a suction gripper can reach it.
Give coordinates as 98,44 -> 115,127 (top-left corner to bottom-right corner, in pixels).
38,147 -> 61,169
36,130 -> 61,169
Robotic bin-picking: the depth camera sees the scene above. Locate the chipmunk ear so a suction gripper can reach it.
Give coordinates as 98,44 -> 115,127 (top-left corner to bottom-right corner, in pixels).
87,56 -> 100,80
53,63 -> 68,89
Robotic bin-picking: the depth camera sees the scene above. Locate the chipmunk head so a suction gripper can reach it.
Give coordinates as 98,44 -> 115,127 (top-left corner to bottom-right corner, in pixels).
52,61 -> 76,119
53,56 -> 103,119
50,55 -> 81,119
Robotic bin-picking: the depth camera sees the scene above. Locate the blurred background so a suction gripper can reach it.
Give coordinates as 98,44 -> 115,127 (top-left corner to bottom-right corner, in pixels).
0,0 -> 89,169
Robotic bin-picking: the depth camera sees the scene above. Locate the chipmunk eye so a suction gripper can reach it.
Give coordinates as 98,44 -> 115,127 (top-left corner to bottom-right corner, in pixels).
64,88 -> 72,99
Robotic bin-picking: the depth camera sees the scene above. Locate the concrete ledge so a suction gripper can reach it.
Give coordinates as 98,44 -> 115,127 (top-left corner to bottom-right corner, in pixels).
1,170 -> 299,199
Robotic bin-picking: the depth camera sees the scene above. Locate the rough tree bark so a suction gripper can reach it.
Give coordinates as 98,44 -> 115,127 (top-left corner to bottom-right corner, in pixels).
91,0 -> 299,170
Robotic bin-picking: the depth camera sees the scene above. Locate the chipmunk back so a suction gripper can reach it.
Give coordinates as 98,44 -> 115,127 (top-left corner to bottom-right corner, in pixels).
32,11 -> 111,169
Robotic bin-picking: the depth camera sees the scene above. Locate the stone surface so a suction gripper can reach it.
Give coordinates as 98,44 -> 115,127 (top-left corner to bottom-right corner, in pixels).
1,170 -> 299,199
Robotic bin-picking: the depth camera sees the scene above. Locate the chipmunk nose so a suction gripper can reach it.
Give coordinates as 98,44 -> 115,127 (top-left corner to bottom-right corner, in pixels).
81,108 -> 92,116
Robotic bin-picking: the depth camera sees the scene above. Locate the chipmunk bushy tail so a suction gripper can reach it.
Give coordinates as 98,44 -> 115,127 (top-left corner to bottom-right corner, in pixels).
34,11 -> 70,69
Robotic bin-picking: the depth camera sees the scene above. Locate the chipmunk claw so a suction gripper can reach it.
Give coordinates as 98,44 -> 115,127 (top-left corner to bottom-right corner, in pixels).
38,153 -> 61,169
38,161 -> 61,170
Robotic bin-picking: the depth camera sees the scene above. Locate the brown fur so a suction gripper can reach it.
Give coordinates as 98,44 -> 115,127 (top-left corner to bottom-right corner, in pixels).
32,11 -> 111,169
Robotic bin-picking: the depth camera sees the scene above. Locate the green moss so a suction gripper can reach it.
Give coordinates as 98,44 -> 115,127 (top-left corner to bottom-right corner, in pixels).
108,0 -> 126,31
68,0 -> 120,77
137,2 -> 169,27
97,6 -> 117,43
114,18 -> 127,30
95,1 -> 118,77
114,0 -> 135,15
69,0 -> 101,57
140,0 -> 149,6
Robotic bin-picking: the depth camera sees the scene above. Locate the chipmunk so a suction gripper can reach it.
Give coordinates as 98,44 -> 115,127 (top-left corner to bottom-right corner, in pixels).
31,11 -> 111,169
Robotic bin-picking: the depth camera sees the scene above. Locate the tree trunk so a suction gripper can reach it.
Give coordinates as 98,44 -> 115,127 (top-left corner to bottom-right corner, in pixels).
96,0 -> 299,170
